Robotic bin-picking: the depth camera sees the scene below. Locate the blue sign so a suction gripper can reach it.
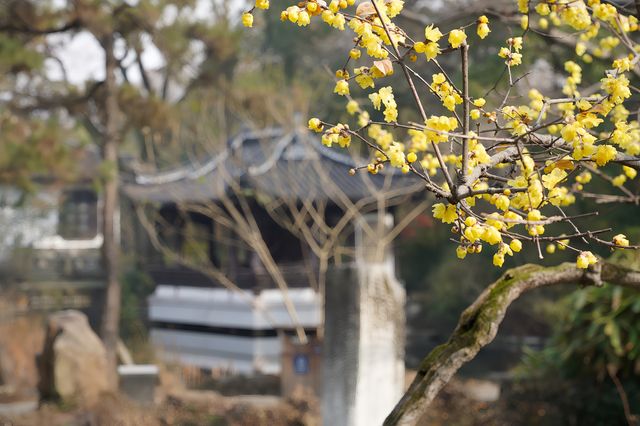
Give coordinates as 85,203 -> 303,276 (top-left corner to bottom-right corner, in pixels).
293,354 -> 309,375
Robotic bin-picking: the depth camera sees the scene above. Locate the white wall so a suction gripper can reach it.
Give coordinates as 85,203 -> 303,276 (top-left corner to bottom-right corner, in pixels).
151,329 -> 281,374
149,286 -> 321,330
148,285 -> 322,374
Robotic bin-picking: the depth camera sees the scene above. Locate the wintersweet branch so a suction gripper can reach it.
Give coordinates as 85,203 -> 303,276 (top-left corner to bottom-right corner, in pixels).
256,0 -> 640,272
385,261 -> 640,425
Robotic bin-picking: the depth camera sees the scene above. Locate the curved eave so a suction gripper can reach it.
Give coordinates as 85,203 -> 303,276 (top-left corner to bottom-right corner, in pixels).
123,128 -> 427,204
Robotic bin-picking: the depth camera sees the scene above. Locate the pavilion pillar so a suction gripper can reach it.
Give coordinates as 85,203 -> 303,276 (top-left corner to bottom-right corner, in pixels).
322,213 -> 405,426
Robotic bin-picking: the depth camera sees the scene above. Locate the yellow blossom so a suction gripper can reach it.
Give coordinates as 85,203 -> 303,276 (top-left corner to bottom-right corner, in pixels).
593,144 -> 617,166
346,100 -> 359,115
613,234 -> 629,247
433,203 -> 458,224
542,168 -> 568,189
242,12 -> 254,28
423,42 -> 440,61
536,3 -> 550,15
493,194 -> 510,211
322,132 -> 337,147
509,37 -> 523,51
576,171 -> 592,184
510,239 -> 522,252
518,0 -> 529,13
456,245 -> 468,259
355,68 -> 375,89
386,142 -> 405,167
334,79 -> 350,96
613,57 -> 631,73
448,29 -> 467,48
370,86 -> 398,123
477,16 -> 490,39
539,18 -> 548,29
612,174 -> 627,187
308,118 -> 323,132
424,25 -> 443,42
386,0 -> 404,17
473,98 -> 486,108
528,209 -> 542,222
482,225 -> 502,245
297,10 -> 311,26
576,251 -> 597,269
623,166 -> 637,179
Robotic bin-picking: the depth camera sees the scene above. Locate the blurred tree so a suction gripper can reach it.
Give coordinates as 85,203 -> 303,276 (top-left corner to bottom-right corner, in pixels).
0,0 -> 252,380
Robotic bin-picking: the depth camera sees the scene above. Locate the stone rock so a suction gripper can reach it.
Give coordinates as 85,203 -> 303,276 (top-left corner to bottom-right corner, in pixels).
37,310 -> 114,406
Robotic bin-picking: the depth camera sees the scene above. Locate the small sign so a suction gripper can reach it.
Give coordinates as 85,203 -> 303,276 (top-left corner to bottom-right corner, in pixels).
293,354 -> 309,375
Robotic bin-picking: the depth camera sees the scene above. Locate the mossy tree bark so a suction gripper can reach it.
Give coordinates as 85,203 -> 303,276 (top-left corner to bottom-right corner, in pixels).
384,261 -> 640,426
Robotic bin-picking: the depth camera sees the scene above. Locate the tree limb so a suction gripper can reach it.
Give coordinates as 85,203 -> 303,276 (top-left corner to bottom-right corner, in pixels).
0,18 -> 80,35
384,261 -> 640,426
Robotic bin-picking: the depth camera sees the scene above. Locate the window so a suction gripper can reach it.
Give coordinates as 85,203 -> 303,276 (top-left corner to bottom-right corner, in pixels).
58,189 -> 98,240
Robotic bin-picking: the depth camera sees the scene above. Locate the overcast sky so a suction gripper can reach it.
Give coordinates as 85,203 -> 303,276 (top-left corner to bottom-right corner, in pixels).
45,0 -> 243,86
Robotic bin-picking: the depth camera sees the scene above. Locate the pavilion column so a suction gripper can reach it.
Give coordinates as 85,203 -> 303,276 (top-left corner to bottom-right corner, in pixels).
322,213 -> 405,426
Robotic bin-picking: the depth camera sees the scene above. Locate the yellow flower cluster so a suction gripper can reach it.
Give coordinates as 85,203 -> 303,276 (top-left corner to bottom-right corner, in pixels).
385,0 -> 405,18
424,115 -> 458,144
601,73 -> 631,106
430,73 -> 462,112
470,97 -> 486,120
611,120 -> 640,155
414,25 -> 443,61
561,1 -> 592,30
320,123 -> 352,148
467,136 -> 491,172
432,203 -> 458,224
369,86 -> 398,122
477,16 -> 490,39
563,61 -> 582,96
501,105 -> 533,136
498,37 -> 523,66
576,251 -> 597,269
386,142 -> 407,170
353,59 -> 393,89
250,0 -> 639,269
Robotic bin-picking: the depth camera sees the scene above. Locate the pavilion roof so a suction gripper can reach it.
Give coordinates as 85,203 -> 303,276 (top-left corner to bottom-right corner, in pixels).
123,127 -> 426,204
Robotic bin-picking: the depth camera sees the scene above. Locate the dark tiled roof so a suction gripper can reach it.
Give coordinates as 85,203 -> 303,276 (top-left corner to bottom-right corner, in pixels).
123,128 -> 425,204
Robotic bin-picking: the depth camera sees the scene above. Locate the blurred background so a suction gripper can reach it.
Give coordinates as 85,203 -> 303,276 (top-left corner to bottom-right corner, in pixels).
0,0 -> 638,425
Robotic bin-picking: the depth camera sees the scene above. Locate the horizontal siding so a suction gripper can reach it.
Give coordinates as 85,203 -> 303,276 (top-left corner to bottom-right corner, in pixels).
151,329 -> 281,374
148,286 -> 321,329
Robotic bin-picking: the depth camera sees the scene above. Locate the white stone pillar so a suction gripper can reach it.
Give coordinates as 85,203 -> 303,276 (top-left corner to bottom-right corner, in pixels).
322,213 -> 405,426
